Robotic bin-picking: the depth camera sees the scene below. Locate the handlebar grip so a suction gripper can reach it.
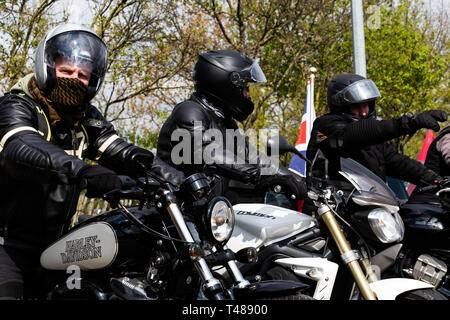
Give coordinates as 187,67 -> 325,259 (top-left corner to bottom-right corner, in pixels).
416,185 -> 437,193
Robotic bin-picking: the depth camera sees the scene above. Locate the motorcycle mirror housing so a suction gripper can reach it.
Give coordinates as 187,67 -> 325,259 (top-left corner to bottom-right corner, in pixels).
266,134 -> 293,156
267,134 -> 311,165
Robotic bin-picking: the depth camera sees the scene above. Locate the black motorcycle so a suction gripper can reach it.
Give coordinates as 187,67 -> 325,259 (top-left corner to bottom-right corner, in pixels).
39,162 -> 308,300
394,179 -> 450,298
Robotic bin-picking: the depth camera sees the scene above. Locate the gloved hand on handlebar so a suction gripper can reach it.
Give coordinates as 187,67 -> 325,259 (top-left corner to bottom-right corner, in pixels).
125,151 -> 155,178
124,151 -> 185,188
78,165 -> 122,198
257,165 -> 308,200
146,156 -> 186,188
401,110 -> 448,134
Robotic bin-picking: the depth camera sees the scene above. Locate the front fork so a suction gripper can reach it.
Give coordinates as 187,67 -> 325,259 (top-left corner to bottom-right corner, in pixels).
317,203 -> 378,300
166,200 -> 250,298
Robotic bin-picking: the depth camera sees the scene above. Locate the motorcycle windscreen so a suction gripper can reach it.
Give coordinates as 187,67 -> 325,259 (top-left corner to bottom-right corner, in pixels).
339,157 -> 399,213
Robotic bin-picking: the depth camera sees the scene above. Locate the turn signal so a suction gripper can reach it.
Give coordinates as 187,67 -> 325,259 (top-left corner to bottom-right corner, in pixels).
235,247 -> 258,264
188,244 -> 204,261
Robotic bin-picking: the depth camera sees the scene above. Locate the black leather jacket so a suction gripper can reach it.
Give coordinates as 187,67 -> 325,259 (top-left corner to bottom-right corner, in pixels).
157,93 -> 291,202
425,124 -> 450,177
306,113 -> 439,186
0,76 -> 180,252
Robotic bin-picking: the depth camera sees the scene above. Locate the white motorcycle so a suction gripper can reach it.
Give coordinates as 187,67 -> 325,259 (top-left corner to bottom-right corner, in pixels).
219,135 -> 446,300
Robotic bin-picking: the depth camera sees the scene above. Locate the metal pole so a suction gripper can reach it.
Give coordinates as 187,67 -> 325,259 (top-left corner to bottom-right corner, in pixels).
351,0 -> 367,77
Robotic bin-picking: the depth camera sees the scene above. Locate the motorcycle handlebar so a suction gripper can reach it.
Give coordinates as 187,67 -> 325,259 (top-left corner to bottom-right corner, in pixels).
102,176 -> 145,205
102,172 -> 212,206
436,187 -> 450,197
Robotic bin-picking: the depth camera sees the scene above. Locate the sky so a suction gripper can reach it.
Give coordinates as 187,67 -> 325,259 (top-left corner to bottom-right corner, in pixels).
62,0 -> 448,25
61,0 -> 93,25
424,0 -> 449,14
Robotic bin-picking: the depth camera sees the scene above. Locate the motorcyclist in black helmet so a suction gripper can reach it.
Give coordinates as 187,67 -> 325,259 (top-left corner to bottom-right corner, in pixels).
157,50 -> 307,204
0,23 -> 184,299
406,122 -> 450,205
306,73 -> 447,189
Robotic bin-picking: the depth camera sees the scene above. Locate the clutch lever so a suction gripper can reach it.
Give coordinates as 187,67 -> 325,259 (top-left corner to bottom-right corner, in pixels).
103,175 -> 144,208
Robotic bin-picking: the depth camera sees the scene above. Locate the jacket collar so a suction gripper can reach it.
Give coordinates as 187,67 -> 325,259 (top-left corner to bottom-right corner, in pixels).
10,74 -> 35,99
191,93 -> 226,119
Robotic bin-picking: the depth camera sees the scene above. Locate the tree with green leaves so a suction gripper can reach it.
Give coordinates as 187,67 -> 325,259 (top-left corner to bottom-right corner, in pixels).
0,0 -> 60,91
0,0 -> 447,157
364,0 -> 449,156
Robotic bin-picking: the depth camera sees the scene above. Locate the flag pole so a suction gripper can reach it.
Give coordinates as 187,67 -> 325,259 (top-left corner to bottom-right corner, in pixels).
308,67 -> 317,107
307,67 -> 317,139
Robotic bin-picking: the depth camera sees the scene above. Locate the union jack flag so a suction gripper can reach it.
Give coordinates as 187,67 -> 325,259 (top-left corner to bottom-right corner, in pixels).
289,69 -> 317,177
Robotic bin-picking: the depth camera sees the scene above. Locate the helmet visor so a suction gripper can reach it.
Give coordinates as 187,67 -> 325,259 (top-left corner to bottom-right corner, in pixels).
231,59 -> 267,87
44,31 -> 107,78
240,59 -> 267,84
332,79 -> 381,106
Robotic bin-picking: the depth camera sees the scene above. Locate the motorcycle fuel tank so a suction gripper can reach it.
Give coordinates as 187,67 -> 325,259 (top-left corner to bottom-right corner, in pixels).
400,202 -> 449,243
40,222 -> 119,270
226,203 -> 317,253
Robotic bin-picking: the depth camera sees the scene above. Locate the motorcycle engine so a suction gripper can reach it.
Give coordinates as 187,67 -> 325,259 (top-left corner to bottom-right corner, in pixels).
412,254 -> 447,287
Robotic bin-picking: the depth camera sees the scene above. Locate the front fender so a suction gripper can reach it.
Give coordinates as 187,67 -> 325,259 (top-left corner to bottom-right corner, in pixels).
369,278 -> 434,300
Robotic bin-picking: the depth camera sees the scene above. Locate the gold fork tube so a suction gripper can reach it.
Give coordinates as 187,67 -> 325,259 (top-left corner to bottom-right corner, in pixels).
318,205 -> 377,300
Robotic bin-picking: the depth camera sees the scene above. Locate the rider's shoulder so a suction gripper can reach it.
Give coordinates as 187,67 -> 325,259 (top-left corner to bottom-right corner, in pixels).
172,99 -> 209,123
314,113 -> 346,126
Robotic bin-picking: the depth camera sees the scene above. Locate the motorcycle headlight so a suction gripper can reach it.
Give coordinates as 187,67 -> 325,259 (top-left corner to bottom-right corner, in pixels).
206,197 -> 235,243
368,208 -> 404,243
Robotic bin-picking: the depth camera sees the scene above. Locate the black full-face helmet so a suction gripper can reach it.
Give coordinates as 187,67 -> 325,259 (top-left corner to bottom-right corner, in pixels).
193,50 -> 267,122
34,24 -> 107,102
327,73 -> 381,120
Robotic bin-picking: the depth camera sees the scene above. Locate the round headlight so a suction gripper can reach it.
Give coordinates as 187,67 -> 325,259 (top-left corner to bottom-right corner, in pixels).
368,208 -> 404,243
208,198 -> 235,243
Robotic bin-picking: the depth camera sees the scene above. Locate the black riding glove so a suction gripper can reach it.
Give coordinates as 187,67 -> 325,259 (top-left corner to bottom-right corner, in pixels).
78,165 -> 122,198
124,151 -> 185,188
258,166 -> 308,200
147,156 -> 186,188
125,151 -> 155,178
401,110 -> 448,134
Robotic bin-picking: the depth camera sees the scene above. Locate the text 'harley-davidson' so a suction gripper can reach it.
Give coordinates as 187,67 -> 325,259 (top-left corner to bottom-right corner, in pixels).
39,162 -> 307,300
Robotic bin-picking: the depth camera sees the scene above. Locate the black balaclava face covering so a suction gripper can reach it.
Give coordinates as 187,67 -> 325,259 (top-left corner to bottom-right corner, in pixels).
47,77 -> 88,115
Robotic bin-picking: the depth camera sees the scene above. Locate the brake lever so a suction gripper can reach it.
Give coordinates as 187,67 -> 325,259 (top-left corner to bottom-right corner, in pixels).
436,187 -> 450,197
102,177 -> 145,208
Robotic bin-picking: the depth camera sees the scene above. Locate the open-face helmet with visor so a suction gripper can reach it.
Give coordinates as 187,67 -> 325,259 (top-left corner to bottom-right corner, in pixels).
327,74 -> 381,119
193,50 -> 266,122
34,24 -> 107,102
